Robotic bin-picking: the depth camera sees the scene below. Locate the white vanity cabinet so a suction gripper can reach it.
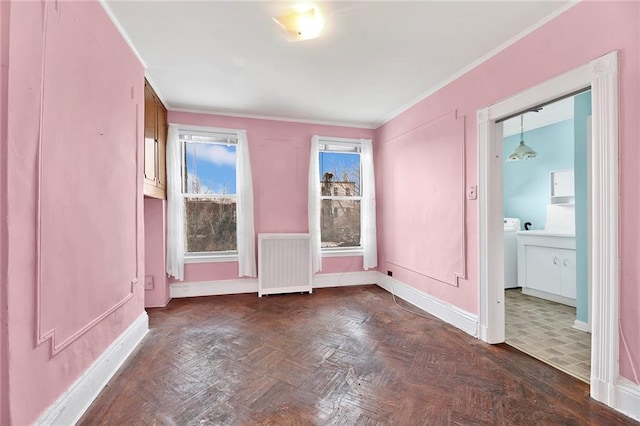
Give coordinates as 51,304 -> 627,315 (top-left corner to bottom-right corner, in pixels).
517,231 -> 576,306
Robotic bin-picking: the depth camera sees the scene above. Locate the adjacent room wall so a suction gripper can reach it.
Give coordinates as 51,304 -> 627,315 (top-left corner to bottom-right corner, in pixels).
5,2 -> 145,424
375,1 -> 639,382
503,119 -> 574,230
574,91 -> 592,325
165,111 -> 376,285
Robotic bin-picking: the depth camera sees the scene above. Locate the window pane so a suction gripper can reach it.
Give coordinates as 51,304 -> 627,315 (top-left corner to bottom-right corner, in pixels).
321,199 -> 360,248
185,142 -> 237,195
185,197 -> 237,252
319,151 -> 360,197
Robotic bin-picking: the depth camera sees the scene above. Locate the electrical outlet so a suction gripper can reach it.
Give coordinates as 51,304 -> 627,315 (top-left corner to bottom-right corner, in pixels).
387,270 -> 393,277
144,275 -> 154,290
467,185 -> 478,200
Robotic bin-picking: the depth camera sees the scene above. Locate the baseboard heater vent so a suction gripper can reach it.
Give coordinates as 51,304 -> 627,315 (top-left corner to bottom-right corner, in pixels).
258,233 -> 312,297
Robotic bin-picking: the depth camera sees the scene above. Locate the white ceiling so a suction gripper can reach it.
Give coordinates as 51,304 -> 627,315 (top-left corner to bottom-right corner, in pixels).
104,1 -> 572,129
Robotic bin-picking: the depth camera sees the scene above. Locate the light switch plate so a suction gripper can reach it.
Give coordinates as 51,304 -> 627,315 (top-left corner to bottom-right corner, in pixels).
467,185 -> 478,200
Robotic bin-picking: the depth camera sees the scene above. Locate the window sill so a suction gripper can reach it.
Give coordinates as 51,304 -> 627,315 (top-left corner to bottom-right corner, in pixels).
184,253 -> 238,264
322,248 -> 364,258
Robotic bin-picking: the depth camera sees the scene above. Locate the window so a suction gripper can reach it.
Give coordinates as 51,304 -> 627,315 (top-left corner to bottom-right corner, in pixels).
181,131 -> 238,254
167,125 -> 255,280
318,143 -> 361,249
309,135 -> 376,271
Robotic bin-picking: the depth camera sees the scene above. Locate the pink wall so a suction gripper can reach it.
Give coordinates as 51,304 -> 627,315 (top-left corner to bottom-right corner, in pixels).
375,1 -> 640,383
2,3 -> 635,424
144,198 -> 169,307
0,0 -> 9,423
166,111 -> 375,284
5,1 -> 145,424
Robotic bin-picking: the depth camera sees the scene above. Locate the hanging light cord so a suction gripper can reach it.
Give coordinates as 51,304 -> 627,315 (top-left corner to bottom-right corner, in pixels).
520,115 -> 525,144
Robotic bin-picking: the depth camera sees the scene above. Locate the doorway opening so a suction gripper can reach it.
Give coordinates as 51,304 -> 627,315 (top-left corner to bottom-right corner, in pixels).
501,92 -> 592,382
477,51 -> 619,407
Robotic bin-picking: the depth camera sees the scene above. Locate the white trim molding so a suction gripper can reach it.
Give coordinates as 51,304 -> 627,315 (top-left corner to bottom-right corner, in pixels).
168,107 -> 376,130
321,249 -> 364,258
477,107 -> 505,344
170,278 -> 258,298
98,1 -> 147,69
313,271 -> 378,288
376,273 -> 478,337
184,254 -> 238,264
588,52 -> 620,406
477,51 -> 620,412
573,320 -> 591,333
36,312 -> 148,426
374,2 -> 579,128
614,378 -> 640,422
170,271 -> 378,298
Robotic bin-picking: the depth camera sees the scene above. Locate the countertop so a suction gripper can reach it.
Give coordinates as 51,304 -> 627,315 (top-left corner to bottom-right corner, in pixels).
516,230 -> 575,238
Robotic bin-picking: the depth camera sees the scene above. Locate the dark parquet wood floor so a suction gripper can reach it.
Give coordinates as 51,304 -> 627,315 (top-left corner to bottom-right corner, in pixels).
79,285 -> 637,425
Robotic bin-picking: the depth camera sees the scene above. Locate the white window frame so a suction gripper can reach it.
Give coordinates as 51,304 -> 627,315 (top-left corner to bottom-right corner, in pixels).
180,129 -> 239,262
318,138 -> 364,257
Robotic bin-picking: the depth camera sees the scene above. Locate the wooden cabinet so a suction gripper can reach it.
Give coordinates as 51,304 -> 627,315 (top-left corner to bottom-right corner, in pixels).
517,231 -> 576,306
143,80 -> 167,199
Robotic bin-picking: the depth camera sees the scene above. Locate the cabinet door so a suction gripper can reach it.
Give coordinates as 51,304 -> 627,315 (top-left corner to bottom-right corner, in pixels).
143,86 -> 157,183
144,138 -> 157,184
156,101 -> 167,190
524,245 -> 560,294
559,249 -> 576,299
144,85 -> 157,141
552,170 -> 574,197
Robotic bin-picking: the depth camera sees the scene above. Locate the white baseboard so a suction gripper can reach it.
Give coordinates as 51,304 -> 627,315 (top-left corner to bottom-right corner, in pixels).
36,312 -> 148,425
572,319 -> 591,333
170,272 -> 376,299
313,271 -> 378,288
614,377 -> 640,422
477,324 -> 491,343
170,278 -> 258,298
376,273 -> 478,337
33,275 -> 639,424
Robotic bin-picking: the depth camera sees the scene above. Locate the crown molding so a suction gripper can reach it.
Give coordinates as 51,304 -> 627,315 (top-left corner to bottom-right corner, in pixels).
98,0 -> 147,69
374,1 -> 579,129
168,107 -> 377,130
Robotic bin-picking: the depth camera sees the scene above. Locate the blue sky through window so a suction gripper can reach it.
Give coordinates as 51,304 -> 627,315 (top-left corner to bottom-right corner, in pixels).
185,142 -> 237,194
319,151 -> 360,191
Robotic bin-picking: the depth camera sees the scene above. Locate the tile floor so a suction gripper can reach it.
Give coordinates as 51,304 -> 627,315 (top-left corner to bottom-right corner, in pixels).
505,288 -> 591,383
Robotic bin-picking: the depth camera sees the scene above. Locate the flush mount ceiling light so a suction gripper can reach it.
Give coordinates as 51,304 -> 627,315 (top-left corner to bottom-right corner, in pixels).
507,114 -> 538,161
273,5 -> 324,42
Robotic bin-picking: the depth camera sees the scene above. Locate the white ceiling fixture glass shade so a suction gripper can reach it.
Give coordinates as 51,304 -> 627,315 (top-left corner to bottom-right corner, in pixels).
507,115 -> 538,161
273,6 -> 324,42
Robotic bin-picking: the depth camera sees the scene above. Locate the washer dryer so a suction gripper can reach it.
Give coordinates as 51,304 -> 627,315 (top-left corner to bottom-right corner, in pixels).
504,218 -> 521,289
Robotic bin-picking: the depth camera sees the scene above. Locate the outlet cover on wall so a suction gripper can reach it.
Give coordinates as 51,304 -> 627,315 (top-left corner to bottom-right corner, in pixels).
467,185 -> 478,200
144,275 -> 154,291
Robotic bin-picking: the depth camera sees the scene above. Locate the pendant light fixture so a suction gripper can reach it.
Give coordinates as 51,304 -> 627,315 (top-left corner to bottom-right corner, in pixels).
507,114 -> 538,161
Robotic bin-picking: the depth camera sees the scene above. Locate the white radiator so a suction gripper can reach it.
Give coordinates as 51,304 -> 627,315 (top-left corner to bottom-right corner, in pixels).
258,233 -> 313,297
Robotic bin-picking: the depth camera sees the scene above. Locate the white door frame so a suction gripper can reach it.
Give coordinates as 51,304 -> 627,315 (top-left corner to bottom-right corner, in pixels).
477,51 -> 619,406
